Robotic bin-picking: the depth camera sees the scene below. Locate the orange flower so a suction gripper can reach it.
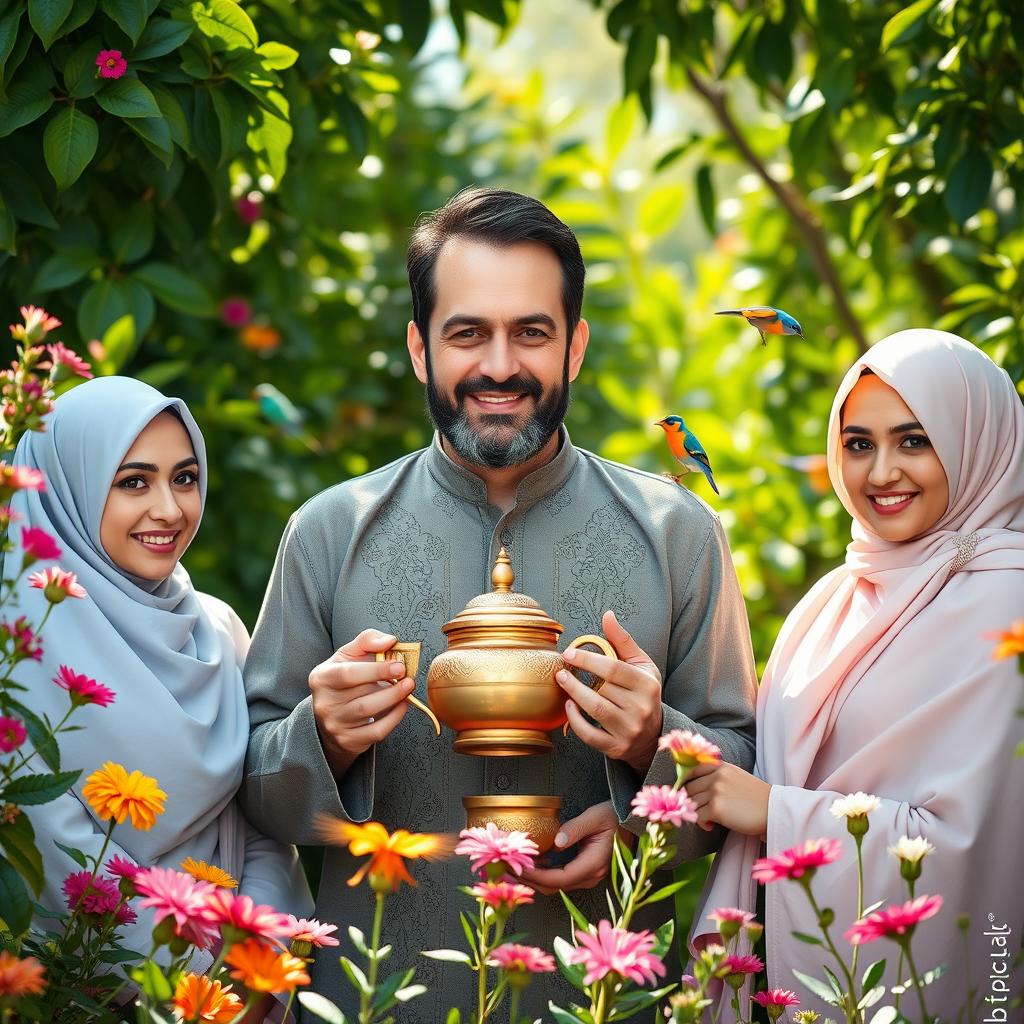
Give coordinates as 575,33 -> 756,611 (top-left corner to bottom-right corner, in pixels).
988,621 -> 1024,661
315,816 -> 455,892
82,762 -> 166,830
225,938 -> 310,993
0,950 -> 47,997
239,324 -> 281,352
180,857 -> 238,889
172,973 -> 244,1022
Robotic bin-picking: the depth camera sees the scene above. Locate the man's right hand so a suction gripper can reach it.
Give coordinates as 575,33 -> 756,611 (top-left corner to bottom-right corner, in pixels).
309,629 -> 415,777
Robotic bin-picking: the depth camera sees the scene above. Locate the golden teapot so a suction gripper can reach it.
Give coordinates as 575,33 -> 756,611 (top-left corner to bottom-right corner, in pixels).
426,548 -> 618,756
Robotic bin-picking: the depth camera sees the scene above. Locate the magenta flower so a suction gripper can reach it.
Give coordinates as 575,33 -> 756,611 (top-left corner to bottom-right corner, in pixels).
3,617 -> 43,661
62,870 -> 136,925
752,988 -> 800,1020
455,823 -> 538,877
844,894 -> 944,946
45,342 -> 93,380
283,916 -> 340,949
235,194 -> 263,224
630,784 -> 698,827
0,716 -> 27,753
134,867 -> 218,948
722,953 -> 764,976
220,297 -> 253,328
9,306 -> 61,343
469,878 -> 535,912
0,464 -> 46,492
199,889 -> 292,943
707,905 -> 757,942
28,567 -> 87,603
53,665 -> 115,708
105,855 -> 141,881
489,943 -> 556,974
568,921 -> 667,987
752,838 -> 843,884
21,526 -> 61,562
95,49 -> 127,79
657,729 -> 722,767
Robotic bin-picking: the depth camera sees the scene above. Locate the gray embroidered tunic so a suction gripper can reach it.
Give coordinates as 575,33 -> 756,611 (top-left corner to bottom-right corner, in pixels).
240,431 -> 757,1020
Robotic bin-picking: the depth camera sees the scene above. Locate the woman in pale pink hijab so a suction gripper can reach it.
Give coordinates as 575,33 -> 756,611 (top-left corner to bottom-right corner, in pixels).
688,329 -> 1024,1018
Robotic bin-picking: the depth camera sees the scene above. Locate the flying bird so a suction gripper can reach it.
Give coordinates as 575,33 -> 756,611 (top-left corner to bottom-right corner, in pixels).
655,416 -> 719,495
716,306 -> 803,346
253,383 -> 322,453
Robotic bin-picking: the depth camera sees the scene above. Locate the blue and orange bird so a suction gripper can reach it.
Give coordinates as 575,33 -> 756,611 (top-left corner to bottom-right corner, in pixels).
655,416 -> 719,495
715,306 -> 803,346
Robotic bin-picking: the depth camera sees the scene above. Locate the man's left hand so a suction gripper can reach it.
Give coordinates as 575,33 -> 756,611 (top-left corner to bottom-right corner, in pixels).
519,801 -> 629,896
557,609 -> 663,775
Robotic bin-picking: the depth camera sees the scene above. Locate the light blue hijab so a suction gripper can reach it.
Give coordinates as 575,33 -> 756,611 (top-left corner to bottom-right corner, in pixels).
8,376 -> 247,866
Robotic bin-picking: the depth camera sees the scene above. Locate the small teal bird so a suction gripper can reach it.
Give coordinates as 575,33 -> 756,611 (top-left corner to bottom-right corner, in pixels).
716,306 -> 803,346
253,383 -> 322,453
655,415 -> 719,495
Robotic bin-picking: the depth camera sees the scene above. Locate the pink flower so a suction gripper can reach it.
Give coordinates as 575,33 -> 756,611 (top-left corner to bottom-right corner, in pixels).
455,823 -> 538,877
752,838 -> 843,884
45,342 -> 93,380
105,855 -> 141,881
489,944 -> 556,974
844,894 -> 944,946
53,665 -> 115,708
21,526 -> 61,562
0,464 -> 46,492
200,889 -> 292,944
3,617 -> 43,661
96,49 -> 127,79
220,298 -> 252,328
568,920 -> 667,987
28,567 -> 87,603
721,953 -> 764,976
630,785 -> 698,827
0,716 -> 27,753
235,194 -> 263,224
9,306 -> 60,343
469,879 -> 535,911
283,916 -> 340,949
134,867 -> 218,948
707,906 -> 757,942
752,988 -> 800,1008
657,729 -> 722,767
62,870 -> 136,924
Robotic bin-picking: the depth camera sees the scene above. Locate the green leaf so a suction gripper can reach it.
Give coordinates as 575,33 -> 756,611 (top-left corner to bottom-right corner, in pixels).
548,1003 -> 585,1024
347,925 -> 368,955
60,0 -> 96,37
297,992 -> 347,1023
605,94 -> 637,164
644,878 -> 689,904
881,0 -> 936,52
397,0 -> 430,54
150,83 -> 191,152
0,854 -> 32,936
419,948 -> 472,964
132,261 -> 216,315
79,277 -> 134,337
43,106 -> 99,189
29,0 -> 73,50
96,76 -> 162,118
639,183 -> 685,238
54,840 -> 89,868
559,889 -> 591,932
695,163 -> 715,236
209,83 -> 248,164
552,935 -> 586,988
445,1010 -> 460,1024
3,698 -> 59,771
2,14 -> 33,89
0,7 -> 24,70
0,812 -> 44,895
944,148 -> 992,224
3,769 -> 81,805
791,968 -> 844,1006
132,15 -> 192,59
338,955 -> 371,994
100,0 -> 147,43
131,959 -> 172,1001
0,192 -> 15,255
792,930 -> 825,946
0,61 -> 56,138
255,40 -> 297,69
128,113 -> 173,162
100,313 -> 139,371
63,35 -> 104,97
249,107 -> 291,183
623,22 -> 657,95
190,0 -> 257,50
110,202 -> 155,263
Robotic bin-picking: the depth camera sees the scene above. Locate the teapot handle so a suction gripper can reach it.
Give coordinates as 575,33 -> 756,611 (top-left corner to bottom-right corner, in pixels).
561,634 -> 618,738
375,649 -> 442,737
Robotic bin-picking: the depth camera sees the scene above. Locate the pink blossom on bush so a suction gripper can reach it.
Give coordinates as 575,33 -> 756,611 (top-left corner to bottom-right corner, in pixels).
28,567 -> 87,603
489,943 -> 556,974
3,617 -> 44,661
568,920 -> 666,987
21,526 -> 61,562
657,729 -> 721,767
283,916 -> 340,948
45,342 -> 93,380
0,716 -> 27,753
96,50 -> 127,79
220,297 -> 253,327
235,194 -> 263,224
0,464 -> 46,492
469,878 -> 535,911
844,894 -> 944,945
105,855 -> 141,881
721,953 -> 764,976
9,306 -> 60,343
62,871 -> 136,924
134,867 -> 218,948
455,823 -> 538,877
199,889 -> 292,943
630,784 -> 698,827
752,838 -> 843,884
53,665 -> 115,707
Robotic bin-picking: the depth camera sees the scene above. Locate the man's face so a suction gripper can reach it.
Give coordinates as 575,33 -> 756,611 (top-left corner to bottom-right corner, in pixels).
407,238 -> 588,470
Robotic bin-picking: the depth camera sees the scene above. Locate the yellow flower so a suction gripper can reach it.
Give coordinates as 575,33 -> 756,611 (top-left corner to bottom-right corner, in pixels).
172,973 -> 244,1023
225,939 -> 310,993
988,621 -> 1024,661
315,815 -> 455,892
180,857 -> 238,889
82,762 -> 166,830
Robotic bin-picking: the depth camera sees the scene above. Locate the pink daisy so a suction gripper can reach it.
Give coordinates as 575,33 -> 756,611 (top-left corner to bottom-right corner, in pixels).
283,916 -> 340,949
568,920 -> 666,987
721,953 -> 764,976
752,838 -> 843,884
469,879 -> 535,912
134,867 -> 218,948
0,716 -> 27,753
45,342 -> 92,380
105,855 -> 141,881
200,889 -> 292,943
657,729 -> 722,767
0,464 -> 46,492
21,526 -> 61,562
28,567 -> 87,603
844,894 -> 943,946
752,988 -> 800,1008
3,617 -> 43,661
455,823 -> 538,877
62,871 -> 136,925
630,785 -> 698,827
53,665 -> 115,708
95,49 -> 127,79
489,944 -> 556,974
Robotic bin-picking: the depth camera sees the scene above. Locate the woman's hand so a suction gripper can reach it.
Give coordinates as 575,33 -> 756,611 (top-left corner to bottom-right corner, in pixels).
685,762 -> 771,837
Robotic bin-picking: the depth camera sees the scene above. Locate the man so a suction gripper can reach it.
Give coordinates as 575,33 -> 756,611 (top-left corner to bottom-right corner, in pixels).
240,187 -> 757,1019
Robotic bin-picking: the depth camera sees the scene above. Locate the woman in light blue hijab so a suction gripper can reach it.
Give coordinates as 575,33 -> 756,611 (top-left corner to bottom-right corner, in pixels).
8,376 -> 311,974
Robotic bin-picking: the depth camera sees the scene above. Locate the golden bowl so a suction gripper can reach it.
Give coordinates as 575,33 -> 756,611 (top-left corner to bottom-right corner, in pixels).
463,795 -> 562,854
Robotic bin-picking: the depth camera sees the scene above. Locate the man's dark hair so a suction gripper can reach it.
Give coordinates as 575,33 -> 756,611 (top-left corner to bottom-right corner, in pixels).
406,187 -> 585,344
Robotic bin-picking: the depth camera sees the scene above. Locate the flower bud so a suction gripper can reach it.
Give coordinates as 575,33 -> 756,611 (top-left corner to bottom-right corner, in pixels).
152,917 -> 176,947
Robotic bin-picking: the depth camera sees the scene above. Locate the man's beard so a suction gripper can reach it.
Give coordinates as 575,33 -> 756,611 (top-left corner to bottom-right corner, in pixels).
426,366 -> 569,470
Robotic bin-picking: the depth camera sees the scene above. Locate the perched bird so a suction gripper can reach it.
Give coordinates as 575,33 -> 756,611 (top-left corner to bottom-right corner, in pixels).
716,306 -> 803,346
655,416 -> 720,495
253,383 -> 322,453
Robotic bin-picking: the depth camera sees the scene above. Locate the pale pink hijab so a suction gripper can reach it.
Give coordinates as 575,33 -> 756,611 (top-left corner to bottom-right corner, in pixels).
693,329 -> 1024,1017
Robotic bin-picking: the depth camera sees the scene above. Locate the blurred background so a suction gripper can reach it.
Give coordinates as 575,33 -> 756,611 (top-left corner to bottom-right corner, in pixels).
2,0 -> 1022,671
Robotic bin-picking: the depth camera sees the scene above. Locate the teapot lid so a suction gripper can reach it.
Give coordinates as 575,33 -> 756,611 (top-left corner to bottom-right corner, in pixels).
441,548 -> 563,641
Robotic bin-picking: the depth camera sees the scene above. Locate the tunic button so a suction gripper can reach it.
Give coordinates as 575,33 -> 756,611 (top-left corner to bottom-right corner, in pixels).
495,774 -> 512,791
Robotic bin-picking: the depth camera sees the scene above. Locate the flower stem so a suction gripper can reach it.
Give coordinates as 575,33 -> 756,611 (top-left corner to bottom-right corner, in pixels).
851,834 -> 864,979
902,940 -> 933,1023
592,977 -> 610,1024
508,986 -> 520,1024
476,901 -> 490,1024
801,881 -> 861,1023
359,891 -> 385,1024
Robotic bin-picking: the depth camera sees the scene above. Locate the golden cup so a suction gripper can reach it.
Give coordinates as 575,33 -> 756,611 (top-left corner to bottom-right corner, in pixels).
463,795 -> 562,854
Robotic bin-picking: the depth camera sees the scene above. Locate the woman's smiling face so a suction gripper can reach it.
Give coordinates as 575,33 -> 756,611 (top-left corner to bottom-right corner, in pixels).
840,372 -> 949,542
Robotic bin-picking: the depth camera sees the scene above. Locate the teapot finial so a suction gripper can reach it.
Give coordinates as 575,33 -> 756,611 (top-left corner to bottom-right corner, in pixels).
491,548 -> 515,592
